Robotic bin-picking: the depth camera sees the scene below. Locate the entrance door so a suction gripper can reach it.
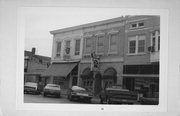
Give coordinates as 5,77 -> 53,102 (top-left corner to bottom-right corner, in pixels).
94,74 -> 102,95
72,77 -> 77,86
124,78 -> 135,91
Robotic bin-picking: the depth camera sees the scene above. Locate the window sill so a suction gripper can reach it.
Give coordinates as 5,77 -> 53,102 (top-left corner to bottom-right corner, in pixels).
108,52 -> 118,55
127,53 -> 146,56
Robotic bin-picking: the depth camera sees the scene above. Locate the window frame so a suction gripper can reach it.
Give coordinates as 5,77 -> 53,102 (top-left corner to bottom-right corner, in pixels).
55,41 -> 62,57
108,31 -> 119,55
95,34 -> 104,55
130,22 -> 145,29
84,35 -> 93,56
74,39 -> 81,56
128,35 -> 146,55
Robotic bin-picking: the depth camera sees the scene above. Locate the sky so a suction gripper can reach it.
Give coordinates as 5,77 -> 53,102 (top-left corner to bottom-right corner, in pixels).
24,7 -> 129,57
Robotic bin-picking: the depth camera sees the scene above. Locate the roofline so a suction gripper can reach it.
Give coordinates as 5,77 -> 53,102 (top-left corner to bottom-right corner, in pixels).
50,16 -> 127,35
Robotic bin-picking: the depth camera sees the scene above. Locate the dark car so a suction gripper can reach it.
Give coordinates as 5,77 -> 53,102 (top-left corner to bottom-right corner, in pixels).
139,97 -> 159,105
43,84 -> 61,98
24,82 -> 40,94
99,86 -> 138,104
67,86 -> 93,102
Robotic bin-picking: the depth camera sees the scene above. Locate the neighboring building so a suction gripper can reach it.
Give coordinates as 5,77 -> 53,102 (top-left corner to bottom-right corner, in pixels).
42,27 -> 84,91
123,15 -> 160,98
24,48 -> 51,90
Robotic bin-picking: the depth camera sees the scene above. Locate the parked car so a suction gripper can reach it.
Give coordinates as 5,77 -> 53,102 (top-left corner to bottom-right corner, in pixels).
67,86 -> 93,102
99,86 -> 138,104
24,82 -> 40,94
43,84 -> 61,98
139,97 -> 159,105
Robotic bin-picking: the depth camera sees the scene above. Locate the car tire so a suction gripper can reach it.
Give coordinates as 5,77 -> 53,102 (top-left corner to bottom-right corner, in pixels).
43,92 -> 47,97
69,95 -> 73,101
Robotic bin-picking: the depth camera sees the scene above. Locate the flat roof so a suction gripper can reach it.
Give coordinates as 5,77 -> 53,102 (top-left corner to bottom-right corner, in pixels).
50,16 -> 126,35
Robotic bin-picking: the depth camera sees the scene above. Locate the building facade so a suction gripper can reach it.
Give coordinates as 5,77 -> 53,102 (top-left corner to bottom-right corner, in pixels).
46,15 -> 160,97
24,48 -> 51,91
42,28 -> 84,92
123,16 -> 160,98
79,17 -> 126,95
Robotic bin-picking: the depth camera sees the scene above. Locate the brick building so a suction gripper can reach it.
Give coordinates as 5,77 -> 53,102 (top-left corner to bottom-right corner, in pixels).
123,15 -> 160,98
46,15 -> 160,97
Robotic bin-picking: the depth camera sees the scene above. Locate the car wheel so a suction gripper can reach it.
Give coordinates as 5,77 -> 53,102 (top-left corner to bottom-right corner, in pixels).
43,92 -> 47,97
69,95 -> 73,101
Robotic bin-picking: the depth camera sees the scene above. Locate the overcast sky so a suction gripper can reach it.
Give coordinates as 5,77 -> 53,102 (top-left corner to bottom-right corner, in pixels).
24,7 -> 129,57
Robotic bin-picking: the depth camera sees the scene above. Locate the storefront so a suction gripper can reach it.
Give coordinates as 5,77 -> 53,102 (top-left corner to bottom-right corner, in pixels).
122,64 -> 159,98
42,62 -> 79,90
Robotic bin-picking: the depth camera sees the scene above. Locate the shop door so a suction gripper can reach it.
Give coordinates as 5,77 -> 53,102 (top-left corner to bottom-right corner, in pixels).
72,77 -> 77,86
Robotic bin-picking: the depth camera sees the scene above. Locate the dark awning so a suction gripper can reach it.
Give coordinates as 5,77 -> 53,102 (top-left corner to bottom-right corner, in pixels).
42,62 -> 78,77
80,68 -> 93,79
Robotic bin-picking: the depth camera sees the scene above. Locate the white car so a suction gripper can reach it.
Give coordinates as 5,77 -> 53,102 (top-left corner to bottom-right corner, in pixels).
24,82 -> 40,94
43,84 -> 61,98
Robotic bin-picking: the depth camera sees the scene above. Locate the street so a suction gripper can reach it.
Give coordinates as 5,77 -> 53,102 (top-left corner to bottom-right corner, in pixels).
24,94 -> 100,104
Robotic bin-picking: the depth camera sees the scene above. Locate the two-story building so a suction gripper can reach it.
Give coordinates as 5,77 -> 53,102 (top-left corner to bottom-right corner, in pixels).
42,28 -> 84,91
123,15 -> 160,98
79,17 -> 126,95
46,15 -> 160,97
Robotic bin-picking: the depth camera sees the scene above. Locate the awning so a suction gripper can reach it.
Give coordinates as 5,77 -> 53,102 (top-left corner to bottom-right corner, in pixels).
42,62 -> 78,77
80,68 -> 93,79
122,74 -> 159,78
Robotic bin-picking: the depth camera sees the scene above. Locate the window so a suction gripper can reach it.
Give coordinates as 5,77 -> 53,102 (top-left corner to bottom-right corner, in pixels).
129,40 -> 136,53
128,35 -> 146,54
75,39 -> 81,55
138,22 -> 144,27
96,36 -> 104,54
56,42 -> 61,57
150,30 -> 160,52
109,33 -> 118,53
65,40 -> 70,54
130,22 -> 144,29
85,37 -> 92,54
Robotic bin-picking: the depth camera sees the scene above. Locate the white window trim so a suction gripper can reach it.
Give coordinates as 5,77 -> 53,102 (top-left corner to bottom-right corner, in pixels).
108,32 -> 118,55
130,22 -> 145,29
150,30 -> 160,52
95,34 -> 104,55
74,38 -> 81,56
64,39 -> 71,55
127,35 -> 146,55
55,40 -> 63,58
84,36 -> 92,56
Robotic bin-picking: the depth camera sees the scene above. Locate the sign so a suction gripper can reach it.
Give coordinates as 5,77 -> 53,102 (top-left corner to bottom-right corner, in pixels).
90,52 -> 100,71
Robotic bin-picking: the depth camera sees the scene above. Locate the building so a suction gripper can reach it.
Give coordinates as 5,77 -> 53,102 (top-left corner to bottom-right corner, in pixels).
79,17 -> 126,95
46,15 -> 160,97
24,48 -> 51,91
42,27 -> 84,92
123,15 -> 160,98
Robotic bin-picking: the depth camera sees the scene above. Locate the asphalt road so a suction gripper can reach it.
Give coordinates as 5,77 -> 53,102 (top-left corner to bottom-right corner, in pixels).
24,94 -> 100,104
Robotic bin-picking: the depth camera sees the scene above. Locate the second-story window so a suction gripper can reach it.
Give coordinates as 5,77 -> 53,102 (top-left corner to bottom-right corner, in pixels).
150,30 -> 160,52
75,39 -> 81,55
85,37 -> 92,54
128,35 -> 146,54
96,36 -> 104,54
65,40 -> 70,55
109,33 -> 118,53
56,41 -> 61,57
130,22 -> 144,29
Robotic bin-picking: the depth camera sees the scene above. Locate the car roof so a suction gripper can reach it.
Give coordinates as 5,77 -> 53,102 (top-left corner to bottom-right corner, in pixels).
71,86 -> 85,90
46,84 -> 60,87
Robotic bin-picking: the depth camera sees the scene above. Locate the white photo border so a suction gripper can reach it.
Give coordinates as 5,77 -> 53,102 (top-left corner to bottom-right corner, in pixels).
16,7 -> 169,112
